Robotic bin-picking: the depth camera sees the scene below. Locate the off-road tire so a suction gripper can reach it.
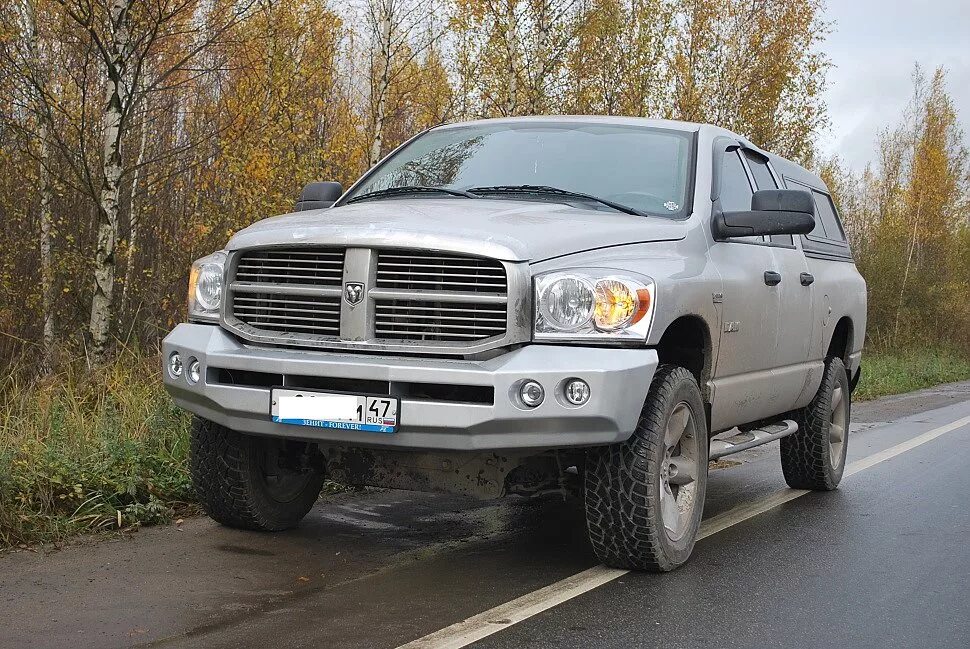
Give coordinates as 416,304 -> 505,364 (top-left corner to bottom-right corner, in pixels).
189,417 -> 325,531
780,356 -> 850,490
584,365 -> 709,572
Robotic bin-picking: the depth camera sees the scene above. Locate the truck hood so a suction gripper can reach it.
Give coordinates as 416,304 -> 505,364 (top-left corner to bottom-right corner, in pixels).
225,199 -> 687,262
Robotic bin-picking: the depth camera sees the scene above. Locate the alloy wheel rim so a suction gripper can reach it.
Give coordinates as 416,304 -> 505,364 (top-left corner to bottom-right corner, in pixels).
660,402 -> 699,542
829,385 -> 847,468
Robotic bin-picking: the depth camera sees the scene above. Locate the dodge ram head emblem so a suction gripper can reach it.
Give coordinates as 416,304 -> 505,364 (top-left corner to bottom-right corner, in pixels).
344,282 -> 364,306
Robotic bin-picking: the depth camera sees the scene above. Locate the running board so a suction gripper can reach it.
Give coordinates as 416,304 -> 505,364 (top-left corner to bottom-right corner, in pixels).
709,420 -> 798,460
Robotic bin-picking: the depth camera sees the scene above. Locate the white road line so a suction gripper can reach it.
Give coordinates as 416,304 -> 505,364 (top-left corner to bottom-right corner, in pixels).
398,413 -> 970,649
842,415 -> 970,478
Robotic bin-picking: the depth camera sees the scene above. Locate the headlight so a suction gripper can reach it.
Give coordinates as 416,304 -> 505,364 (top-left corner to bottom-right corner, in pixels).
534,269 -> 655,341
537,274 -> 595,331
187,251 -> 227,322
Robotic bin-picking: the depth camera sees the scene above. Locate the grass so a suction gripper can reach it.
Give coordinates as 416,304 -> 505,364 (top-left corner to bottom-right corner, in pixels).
1,345 -> 967,549
855,348 -> 970,400
0,351 -> 194,548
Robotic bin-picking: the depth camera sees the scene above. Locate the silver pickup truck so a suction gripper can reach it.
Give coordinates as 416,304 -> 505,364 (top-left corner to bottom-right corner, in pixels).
163,117 -> 866,571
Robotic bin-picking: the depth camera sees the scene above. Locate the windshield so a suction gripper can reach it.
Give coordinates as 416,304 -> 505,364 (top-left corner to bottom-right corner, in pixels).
343,122 -> 694,218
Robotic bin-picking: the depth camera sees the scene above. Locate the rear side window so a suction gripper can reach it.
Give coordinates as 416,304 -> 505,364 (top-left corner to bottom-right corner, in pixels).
811,191 -> 846,243
784,177 -> 851,259
804,194 -> 827,239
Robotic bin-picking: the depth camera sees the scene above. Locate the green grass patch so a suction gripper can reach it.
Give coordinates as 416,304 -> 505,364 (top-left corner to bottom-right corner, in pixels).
0,351 -> 194,548
855,348 -> 970,400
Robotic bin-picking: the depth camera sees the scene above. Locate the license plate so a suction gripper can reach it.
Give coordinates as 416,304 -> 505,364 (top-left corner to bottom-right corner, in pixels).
270,388 -> 399,433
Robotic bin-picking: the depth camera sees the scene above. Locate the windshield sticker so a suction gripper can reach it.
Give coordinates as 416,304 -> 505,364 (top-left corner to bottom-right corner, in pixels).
664,201 -> 680,211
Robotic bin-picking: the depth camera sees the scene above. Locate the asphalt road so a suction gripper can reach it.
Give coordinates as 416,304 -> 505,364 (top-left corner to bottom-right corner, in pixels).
3,381 -> 970,649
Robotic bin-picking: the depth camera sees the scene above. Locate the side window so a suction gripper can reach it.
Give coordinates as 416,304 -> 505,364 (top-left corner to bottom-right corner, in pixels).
718,150 -> 763,244
744,151 -> 777,190
719,150 -> 754,212
811,191 -> 846,243
744,151 -> 792,246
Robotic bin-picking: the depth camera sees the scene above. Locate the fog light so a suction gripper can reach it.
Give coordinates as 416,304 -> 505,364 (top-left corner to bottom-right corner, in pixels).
564,379 -> 591,406
187,358 -> 201,384
519,380 -> 545,408
168,352 -> 183,379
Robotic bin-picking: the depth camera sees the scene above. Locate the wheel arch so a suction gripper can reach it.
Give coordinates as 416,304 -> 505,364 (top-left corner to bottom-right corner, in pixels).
827,316 -> 854,366
654,315 -> 714,407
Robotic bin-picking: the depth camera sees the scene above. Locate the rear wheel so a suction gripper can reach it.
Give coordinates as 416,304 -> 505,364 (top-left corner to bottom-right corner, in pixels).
780,357 -> 850,490
189,417 -> 325,530
584,365 -> 708,572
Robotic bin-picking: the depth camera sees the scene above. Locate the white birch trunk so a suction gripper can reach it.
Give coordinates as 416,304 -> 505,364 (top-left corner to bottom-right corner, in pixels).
503,1 -> 518,116
89,0 -> 131,364
528,1 -> 549,114
368,0 -> 394,167
893,198 -> 922,343
121,98 -> 148,316
25,0 -> 55,368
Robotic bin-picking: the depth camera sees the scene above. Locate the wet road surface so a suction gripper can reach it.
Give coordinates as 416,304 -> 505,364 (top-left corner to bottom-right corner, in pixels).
2,381 -> 969,649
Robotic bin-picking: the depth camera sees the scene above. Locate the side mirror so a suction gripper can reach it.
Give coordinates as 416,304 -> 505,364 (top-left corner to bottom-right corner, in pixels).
713,189 -> 815,240
295,181 -> 344,211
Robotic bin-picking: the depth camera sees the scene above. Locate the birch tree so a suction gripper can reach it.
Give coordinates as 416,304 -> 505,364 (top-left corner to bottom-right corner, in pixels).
120,81 -> 148,317
451,0 -> 580,117
669,0 -> 829,163
0,0 -> 59,366
23,0 -> 56,367
51,0 -> 257,364
365,0 -> 446,166
566,0 -> 676,116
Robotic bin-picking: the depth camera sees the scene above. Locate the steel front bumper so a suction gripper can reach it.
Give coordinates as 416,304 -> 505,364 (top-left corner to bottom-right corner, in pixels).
162,324 -> 658,451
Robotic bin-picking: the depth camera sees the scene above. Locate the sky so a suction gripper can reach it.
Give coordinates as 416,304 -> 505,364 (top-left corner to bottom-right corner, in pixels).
819,0 -> 970,170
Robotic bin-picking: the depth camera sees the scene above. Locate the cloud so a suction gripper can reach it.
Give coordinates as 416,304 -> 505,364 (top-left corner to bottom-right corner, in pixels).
819,0 -> 970,170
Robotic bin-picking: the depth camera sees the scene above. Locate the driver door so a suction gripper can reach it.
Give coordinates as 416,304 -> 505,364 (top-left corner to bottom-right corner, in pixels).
707,145 -> 784,430
742,150 -> 817,411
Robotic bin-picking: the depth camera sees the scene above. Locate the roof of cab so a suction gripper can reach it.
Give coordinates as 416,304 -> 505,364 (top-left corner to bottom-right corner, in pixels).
435,115 -> 705,133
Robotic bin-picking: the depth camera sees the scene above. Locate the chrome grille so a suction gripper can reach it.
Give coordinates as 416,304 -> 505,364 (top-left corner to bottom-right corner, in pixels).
375,300 -> 507,341
376,251 -> 506,294
225,246 -> 514,351
232,293 -> 340,336
235,248 -> 344,286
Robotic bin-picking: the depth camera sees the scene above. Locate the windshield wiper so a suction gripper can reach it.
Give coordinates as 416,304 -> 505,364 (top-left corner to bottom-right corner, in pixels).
466,185 -> 645,216
345,185 -> 480,204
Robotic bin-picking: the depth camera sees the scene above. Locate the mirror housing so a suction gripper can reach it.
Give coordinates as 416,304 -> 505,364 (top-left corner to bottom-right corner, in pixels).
713,189 -> 816,240
295,181 -> 344,211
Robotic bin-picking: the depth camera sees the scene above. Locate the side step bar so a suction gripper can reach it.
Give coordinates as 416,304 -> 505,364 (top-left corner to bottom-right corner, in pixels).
709,420 -> 798,460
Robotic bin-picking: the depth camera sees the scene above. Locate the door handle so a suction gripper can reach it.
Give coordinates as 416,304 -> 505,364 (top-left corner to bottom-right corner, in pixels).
764,271 -> 782,286
800,272 -> 815,286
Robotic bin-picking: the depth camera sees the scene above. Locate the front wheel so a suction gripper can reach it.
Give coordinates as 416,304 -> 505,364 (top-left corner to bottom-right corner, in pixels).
189,417 -> 325,531
584,365 -> 709,572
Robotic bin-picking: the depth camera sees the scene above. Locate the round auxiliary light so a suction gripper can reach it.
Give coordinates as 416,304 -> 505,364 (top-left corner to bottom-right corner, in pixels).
187,358 -> 201,384
519,380 -> 545,408
168,352 -> 183,379
564,379 -> 591,406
